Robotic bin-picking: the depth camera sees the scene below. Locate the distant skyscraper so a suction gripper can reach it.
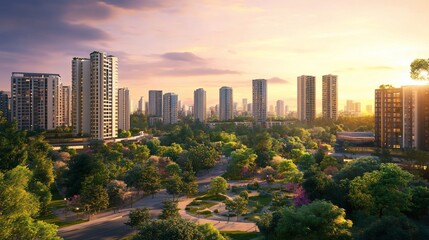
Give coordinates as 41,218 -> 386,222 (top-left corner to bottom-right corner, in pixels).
194,88 -> 206,122
145,101 -> 149,115
149,90 -> 163,117
276,100 -> 285,118
163,93 -> 178,124
89,51 -> 118,139
62,86 -> 72,127
0,91 -> 10,121
297,75 -> 316,121
242,98 -> 248,113
11,72 -> 63,130
366,104 -> 373,114
354,102 -> 361,114
118,88 -> 130,131
247,103 -> 252,113
72,57 -> 91,136
322,74 -> 338,120
252,79 -> 267,123
219,86 -> 233,121
345,100 -> 353,112
137,96 -> 145,114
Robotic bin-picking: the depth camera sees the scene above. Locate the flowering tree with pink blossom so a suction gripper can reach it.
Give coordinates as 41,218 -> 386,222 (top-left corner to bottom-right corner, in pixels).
293,186 -> 311,207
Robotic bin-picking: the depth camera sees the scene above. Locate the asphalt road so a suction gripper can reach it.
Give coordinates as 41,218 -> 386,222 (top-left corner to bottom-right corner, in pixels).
59,159 -> 229,240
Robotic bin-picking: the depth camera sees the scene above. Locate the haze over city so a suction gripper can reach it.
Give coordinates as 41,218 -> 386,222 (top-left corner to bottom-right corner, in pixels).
1,0 -> 429,110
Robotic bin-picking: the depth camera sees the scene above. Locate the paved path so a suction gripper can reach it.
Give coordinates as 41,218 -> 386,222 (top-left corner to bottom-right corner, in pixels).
58,158 -> 258,240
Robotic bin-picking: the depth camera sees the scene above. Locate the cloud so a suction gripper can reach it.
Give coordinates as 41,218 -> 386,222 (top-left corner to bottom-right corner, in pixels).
268,77 -> 290,84
103,0 -> 182,10
161,52 -> 204,62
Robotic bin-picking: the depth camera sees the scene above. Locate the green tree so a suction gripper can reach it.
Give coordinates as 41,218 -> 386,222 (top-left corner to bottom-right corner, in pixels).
165,163 -> 182,177
133,145 -> 150,163
106,180 -> 127,209
210,176 -> 227,195
257,211 -> 282,239
0,166 -> 61,239
135,218 -> 205,240
124,163 -> 161,197
198,223 -> 227,240
349,163 -> 413,217
80,176 -> 109,213
277,158 -> 303,184
125,207 -> 150,228
302,165 -> 335,200
159,199 -> 180,219
146,139 -> 160,155
181,169 -> 198,198
65,153 -> 105,196
187,144 -> 218,172
141,163 -> 162,197
319,155 -> 339,170
165,174 -> 183,200
334,156 -> 380,182
161,143 -> 183,161
239,190 -> 249,200
225,196 -> 248,221
275,200 -> 352,240
410,58 -> 429,80
253,132 -> 273,167
408,186 -> 429,218
357,215 -> 417,240
0,119 -> 28,171
226,147 -> 257,179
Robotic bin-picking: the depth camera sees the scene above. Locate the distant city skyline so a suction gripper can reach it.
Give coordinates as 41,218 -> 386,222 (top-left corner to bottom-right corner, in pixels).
1,1 -> 429,112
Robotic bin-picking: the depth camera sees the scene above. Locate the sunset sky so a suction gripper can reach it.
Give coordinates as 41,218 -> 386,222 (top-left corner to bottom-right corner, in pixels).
1,0 -> 429,112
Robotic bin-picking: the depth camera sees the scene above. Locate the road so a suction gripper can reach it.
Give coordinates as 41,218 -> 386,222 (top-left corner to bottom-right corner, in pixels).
59,158 -> 257,240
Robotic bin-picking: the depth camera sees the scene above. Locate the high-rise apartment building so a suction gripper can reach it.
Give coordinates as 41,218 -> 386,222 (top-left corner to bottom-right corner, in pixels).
62,86 -> 72,127
276,100 -> 285,118
252,79 -> 267,123
219,86 -> 233,121
89,51 -> 118,139
194,88 -> 206,122
402,85 -> 429,151
0,91 -> 9,121
72,52 -> 118,139
137,96 -> 145,114
322,74 -> 338,120
163,93 -> 178,124
11,72 -> 63,130
242,98 -> 248,113
297,75 -> 316,121
72,57 -> 91,136
375,86 -> 403,149
149,90 -> 163,117
118,88 -> 130,131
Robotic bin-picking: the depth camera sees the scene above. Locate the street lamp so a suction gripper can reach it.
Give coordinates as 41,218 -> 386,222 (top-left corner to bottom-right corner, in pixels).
64,198 -> 67,217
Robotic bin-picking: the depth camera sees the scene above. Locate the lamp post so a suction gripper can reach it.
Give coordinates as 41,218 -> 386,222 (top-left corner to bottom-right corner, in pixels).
64,198 -> 67,217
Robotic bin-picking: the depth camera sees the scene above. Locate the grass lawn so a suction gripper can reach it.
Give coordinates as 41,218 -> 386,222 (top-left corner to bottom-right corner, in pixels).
221,231 -> 262,240
188,200 -> 218,208
249,194 -> 272,206
37,211 -> 87,228
195,194 -> 227,201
